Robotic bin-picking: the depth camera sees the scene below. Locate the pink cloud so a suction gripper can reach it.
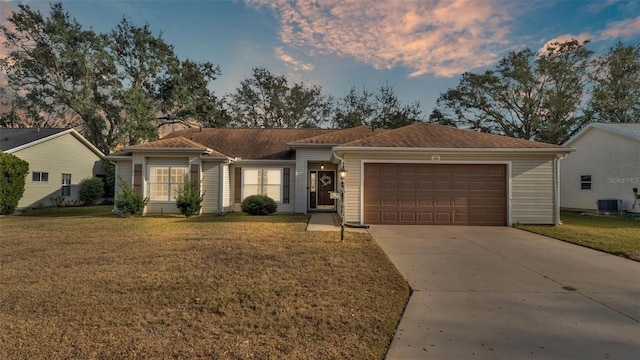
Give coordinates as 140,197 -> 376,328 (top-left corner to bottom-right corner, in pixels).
246,0 -> 515,78
600,16 -> 640,40
275,47 -> 315,72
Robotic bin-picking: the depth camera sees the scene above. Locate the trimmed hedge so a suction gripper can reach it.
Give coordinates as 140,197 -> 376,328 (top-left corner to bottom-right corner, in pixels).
241,195 -> 277,215
0,151 -> 29,215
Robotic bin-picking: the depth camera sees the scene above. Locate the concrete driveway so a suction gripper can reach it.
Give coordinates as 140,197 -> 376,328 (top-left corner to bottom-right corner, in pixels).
369,226 -> 640,360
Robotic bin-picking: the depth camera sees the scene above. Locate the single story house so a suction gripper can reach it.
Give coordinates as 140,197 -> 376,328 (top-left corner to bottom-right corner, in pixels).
561,123 -> 640,213
107,123 -> 571,225
0,128 -> 105,209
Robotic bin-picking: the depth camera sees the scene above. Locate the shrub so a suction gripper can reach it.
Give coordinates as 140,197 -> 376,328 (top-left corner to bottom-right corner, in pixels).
0,151 -> 29,215
175,174 -> 205,218
102,160 -> 115,199
241,195 -> 277,215
114,177 -> 148,217
79,177 -> 105,205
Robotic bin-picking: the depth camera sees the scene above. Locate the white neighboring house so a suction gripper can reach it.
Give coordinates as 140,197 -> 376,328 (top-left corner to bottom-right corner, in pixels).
0,128 -> 105,209
561,123 -> 640,213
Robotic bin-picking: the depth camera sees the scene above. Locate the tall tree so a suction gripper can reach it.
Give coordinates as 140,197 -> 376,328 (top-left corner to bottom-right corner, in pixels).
588,42 -> 640,124
332,86 -> 376,128
332,84 -> 424,129
432,39 -> 593,144
372,84 -> 424,129
0,3 -> 221,153
227,67 -> 332,128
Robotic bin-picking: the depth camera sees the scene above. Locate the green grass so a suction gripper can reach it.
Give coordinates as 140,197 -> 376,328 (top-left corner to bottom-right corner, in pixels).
518,211 -> 640,261
0,206 -> 409,359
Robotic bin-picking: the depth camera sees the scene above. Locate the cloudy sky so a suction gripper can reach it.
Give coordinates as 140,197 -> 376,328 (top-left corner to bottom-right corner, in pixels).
1,0 -> 640,116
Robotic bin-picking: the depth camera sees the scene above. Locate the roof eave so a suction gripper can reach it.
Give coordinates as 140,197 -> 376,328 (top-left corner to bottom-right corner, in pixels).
120,147 -> 211,153
287,142 -> 341,148
333,146 -> 573,154
5,129 -> 105,158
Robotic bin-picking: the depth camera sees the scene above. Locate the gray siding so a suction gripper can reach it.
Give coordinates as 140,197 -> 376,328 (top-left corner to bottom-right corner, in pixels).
294,148 -> 333,213
202,162 -> 221,214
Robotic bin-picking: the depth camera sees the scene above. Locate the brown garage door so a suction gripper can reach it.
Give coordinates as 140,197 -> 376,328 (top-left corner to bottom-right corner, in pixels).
364,163 -> 507,225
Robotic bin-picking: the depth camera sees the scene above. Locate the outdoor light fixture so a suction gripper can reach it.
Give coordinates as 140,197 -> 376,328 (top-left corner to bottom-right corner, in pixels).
339,166 -> 347,241
320,162 -> 325,170
339,166 -> 347,180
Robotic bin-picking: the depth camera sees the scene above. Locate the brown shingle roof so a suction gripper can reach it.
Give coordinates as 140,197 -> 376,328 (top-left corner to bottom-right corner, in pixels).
163,128 -> 335,160
342,123 -> 565,149
131,136 -> 209,149
289,125 -> 388,145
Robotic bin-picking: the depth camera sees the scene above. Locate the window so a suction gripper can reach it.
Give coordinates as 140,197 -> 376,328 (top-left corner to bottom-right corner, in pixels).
61,174 -> 72,196
243,168 -> 282,202
32,172 -> 49,182
581,175 -> 592,190
149,166 -> 188,201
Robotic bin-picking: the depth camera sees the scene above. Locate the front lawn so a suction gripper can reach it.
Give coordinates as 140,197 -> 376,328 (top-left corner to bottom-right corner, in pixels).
518,211 -> 640,261
0,207 -> 409,359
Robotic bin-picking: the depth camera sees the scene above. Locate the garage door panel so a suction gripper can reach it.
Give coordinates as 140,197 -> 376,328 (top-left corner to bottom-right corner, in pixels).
400,196 -> 416,206
436,181 -> 451,190
364,163 -> 506,226
435,212 -> 452,222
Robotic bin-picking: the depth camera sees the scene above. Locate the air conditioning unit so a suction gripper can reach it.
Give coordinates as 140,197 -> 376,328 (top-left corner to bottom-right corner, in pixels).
597,199 -> 623,214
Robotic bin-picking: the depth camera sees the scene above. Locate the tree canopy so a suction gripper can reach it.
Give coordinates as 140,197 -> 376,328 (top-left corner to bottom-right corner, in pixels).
331,84 -> 424,129
226,67 -> 333,128
0,3 -> 221,153
431,39 -> 640,144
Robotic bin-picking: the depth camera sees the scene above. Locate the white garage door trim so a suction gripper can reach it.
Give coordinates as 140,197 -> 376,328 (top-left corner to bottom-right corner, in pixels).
360,159 -> 513,226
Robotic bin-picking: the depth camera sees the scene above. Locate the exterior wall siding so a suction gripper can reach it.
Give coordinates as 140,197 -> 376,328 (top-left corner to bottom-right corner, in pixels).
561,129 -> 640,212
202,162 -> 221,214
341,151 -> 557,225
12,133 -> 103,208
294,148 -> 334,213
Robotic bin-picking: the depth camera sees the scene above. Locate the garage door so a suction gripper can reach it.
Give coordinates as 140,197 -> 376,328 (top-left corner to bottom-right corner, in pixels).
364,163 -> 507,225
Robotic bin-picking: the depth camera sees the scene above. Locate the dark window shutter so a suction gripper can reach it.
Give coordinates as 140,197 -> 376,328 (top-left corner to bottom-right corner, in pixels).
234,167 -> 242,203
283,167 -> 290,204
190,164 -> 199,187
133,164 -> 142,195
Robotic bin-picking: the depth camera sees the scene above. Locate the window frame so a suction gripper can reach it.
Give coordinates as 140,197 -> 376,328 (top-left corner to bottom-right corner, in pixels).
32,171 -> 49,182
61,173 -> 72,196
148,166 -> 189,202
580,175 -> 592,190
242,168 -> 283,203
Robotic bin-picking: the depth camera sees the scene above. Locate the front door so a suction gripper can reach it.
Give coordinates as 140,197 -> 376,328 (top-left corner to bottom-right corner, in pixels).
317,171 -> 335,206
309,170 -> 335,209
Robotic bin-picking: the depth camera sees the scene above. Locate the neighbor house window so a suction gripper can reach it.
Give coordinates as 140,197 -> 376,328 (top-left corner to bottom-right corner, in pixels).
581,175 -> 592,190
243,168 -> 282,202
32,172 -> 49,182
61,174 -> 72,196
148,166 -> 188,201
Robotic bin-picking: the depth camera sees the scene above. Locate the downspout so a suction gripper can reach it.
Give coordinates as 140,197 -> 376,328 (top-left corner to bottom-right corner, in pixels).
555,154 -> 565,225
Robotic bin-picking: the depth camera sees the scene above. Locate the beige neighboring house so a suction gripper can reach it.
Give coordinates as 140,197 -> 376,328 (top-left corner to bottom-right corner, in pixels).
108,123 -> 571,225
561,123 -> 640,213
0,128 -> 105,209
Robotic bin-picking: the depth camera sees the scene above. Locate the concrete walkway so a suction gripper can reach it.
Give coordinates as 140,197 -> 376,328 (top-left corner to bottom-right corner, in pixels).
369,225 -> 640,360
306,213 -> 368,233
